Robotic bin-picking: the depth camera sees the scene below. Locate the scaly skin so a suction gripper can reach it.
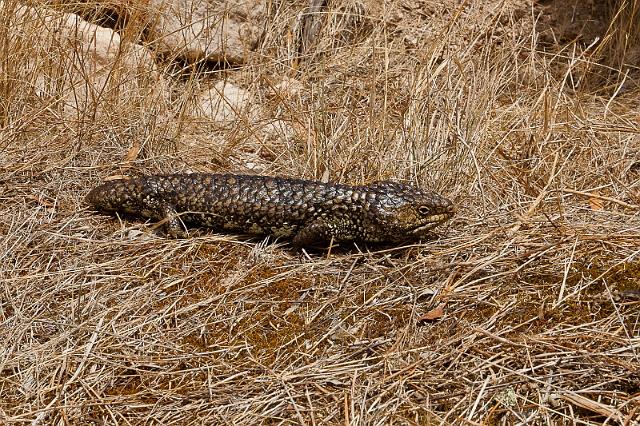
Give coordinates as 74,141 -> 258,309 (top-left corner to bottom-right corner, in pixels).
85,174 -> 456,246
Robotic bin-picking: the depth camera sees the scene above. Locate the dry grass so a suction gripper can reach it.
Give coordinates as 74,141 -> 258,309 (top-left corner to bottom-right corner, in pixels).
1,0 -> 639,424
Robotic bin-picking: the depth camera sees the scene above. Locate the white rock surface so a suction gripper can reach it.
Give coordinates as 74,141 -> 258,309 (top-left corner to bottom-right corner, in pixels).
5,1 -> 164,116
148,0 -> 266,64
195,81 -> 254,123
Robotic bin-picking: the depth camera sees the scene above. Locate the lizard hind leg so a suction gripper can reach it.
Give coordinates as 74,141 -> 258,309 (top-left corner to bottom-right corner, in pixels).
293,220 -> 330,247
149,203 -> 188,238
292,219 -> 351,248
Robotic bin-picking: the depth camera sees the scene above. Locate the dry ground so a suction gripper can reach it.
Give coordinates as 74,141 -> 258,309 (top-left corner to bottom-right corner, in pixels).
1,0 -> 639,424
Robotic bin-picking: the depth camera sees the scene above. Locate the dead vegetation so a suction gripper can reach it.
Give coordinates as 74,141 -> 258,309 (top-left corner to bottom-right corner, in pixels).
1,0 -> 639,424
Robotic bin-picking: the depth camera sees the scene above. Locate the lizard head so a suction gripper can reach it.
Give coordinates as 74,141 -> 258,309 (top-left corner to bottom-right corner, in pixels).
365,181 -> 456,242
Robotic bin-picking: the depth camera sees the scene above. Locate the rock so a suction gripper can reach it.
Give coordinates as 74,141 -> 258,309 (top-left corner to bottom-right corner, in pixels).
256,119 -> 297,145
195,81 -> 254,123
148,0 -> 266,64
5,1 -> 165,116
272,77 -> 304,99
29,0 -> 266,65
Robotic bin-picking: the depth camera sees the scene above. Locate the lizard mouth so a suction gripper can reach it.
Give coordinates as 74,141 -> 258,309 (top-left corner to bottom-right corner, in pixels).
410,212 -> 455,234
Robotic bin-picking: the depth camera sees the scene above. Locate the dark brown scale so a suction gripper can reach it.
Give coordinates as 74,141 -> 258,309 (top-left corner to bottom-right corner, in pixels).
85,173 -> 456,247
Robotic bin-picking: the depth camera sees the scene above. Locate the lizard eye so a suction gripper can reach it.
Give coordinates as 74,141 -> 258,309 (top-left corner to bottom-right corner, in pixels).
418,205 -> 430,215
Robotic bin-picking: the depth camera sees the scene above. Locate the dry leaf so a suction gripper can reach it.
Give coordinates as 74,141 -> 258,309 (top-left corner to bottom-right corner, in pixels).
418,303 -> 445,322
26,194 -> 54,208
559,393 -> 624,423
103,175 -> 130,182
588,191 -> 604,210
124,142 -> 141,164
